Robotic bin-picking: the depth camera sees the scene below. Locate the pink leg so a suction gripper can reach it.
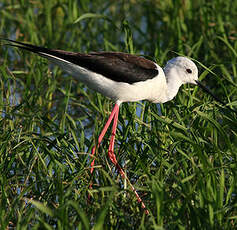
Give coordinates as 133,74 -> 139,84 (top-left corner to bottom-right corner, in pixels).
90,103 -> 120,174
115,164 -> 149,215
108,105 -> 119,165
107,107 -> 149,215
89,103 -> 149,215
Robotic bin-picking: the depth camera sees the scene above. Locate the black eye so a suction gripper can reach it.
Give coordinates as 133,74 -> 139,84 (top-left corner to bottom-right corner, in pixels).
186,68 -> 192,74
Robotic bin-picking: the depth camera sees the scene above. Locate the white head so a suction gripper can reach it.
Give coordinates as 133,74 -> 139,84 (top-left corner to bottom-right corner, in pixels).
158,56 -> 199,103
164,56 -> 198,85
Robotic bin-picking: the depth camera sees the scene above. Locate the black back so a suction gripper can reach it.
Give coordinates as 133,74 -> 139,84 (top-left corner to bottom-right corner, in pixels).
2,39 -> 159,84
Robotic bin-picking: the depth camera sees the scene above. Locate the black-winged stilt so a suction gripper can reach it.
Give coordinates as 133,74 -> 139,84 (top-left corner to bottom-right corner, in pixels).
1,38 -> 233,215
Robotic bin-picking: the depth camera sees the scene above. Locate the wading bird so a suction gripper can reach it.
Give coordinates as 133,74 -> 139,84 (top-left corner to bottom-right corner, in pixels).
1,38 -> 233,215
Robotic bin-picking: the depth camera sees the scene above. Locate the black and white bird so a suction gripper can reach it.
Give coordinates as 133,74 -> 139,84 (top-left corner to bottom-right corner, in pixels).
1,38 -> 231,214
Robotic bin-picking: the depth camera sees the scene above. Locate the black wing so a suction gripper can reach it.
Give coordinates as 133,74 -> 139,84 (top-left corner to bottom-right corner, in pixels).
1,39 -> 159,84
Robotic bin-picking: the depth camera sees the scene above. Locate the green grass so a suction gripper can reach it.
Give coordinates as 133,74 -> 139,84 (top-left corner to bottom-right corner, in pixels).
0,0 -> 237,229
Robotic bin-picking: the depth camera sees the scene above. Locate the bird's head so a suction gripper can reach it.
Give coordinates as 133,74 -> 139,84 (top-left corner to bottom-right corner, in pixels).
163,56 -> 236,114
164,56 -> 198,85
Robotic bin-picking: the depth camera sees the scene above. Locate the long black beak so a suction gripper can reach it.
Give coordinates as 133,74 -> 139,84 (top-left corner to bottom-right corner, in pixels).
195,80 -> 236,114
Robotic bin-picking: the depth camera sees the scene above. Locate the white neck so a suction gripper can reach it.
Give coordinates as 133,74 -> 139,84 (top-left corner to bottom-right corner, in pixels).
164,67 -> 183,102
